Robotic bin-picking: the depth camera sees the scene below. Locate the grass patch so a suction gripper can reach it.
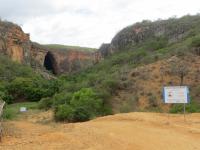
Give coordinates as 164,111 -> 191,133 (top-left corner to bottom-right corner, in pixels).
2,102 -> 39,120
170,100 -> 200,113
42,44 -> 96,52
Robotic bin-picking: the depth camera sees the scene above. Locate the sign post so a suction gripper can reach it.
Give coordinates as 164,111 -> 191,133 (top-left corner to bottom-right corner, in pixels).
184,103 -> 186,121
163,86 -> 189,122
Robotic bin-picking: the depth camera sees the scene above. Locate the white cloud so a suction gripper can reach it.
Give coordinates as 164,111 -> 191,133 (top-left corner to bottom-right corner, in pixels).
0,0 -> 200,48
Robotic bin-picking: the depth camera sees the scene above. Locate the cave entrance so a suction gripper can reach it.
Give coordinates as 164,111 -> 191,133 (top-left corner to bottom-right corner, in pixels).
44,52 -> 57,74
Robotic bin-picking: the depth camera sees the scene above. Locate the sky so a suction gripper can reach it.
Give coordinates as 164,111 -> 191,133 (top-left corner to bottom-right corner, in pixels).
0,0 -> 200,48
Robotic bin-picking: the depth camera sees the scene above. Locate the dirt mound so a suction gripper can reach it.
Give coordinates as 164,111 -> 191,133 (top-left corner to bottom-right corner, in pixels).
1,112 -> 200,150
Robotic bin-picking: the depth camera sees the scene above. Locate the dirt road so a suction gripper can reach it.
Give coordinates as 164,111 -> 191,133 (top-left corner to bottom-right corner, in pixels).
0,112 -> 200,150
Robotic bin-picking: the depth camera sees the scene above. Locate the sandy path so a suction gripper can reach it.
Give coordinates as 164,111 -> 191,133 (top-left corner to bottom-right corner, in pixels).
0,112 -> 200,150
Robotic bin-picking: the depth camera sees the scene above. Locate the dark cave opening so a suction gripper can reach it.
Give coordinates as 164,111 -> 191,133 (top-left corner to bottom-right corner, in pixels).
44,52 -> 56,74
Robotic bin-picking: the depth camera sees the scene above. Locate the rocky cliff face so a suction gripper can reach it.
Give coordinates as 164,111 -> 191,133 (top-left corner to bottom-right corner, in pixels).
99,15 -> 200,57
31,43 -> 99,74
0,20 -> 100,75
0,21 -> 31,64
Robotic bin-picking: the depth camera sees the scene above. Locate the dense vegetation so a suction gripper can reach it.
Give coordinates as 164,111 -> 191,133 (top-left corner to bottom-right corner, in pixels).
2,15 -> 200,122
0,55 -> 60,104
48,15 -> 200,118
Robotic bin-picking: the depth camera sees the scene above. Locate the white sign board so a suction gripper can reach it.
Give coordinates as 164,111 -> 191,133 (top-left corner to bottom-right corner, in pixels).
20,107 -> 27,112
163,86 -> 189,104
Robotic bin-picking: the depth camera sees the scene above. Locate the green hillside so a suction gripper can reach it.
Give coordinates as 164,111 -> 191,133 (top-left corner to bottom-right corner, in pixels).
2,15 -> 200,122
46,15 -> 200,121
43,44 -> 96,52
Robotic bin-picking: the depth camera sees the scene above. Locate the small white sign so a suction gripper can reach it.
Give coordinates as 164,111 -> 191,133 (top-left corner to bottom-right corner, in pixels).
163,86 -> 189,104
20,107 -> 27,112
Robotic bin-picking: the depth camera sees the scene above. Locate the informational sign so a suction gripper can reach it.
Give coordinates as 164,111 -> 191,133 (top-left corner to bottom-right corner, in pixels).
163,86 -> 189,104
20,107 -> 27,112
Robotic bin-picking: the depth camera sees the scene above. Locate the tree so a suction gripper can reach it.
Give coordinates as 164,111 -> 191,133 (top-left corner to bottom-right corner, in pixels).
54,88 -> 104,122
170,59 -> 189,85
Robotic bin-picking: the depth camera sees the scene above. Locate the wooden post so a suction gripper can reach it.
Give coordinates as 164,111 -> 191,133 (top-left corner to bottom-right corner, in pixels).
0,101 -> 5,142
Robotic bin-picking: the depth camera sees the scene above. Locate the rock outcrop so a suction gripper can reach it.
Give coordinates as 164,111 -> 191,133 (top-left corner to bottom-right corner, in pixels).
0,21 -> 31,64
31,43 -> 98,74
0,20 -> 101,75
99,15 -> 200,57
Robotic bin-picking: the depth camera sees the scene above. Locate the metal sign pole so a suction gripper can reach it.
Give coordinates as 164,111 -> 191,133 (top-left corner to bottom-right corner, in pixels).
168,104 -> 170,124
183,103 -> 186,122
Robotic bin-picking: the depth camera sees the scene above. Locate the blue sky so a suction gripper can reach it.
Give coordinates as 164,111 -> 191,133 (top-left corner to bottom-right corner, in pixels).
0,0 -> 200,48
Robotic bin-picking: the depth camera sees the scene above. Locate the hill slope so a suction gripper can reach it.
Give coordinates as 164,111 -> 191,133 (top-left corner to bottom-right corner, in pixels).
54,15 -> 200,116
2,15 -> 200,122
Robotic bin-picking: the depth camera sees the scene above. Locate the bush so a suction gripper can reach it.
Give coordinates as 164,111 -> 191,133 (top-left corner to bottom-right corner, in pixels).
144,37 -> 168,51
0,91 -> 13,104
170,99 -> 200,113
102,78 -> 119,94
120,103 -> 132,113
7,77 -> 60,102
132,50 -> 147,64
0,83 -> 13,104
191,35 -> 200,47
70,88 -> 103,118
54,88 -> 104,122
55,105 -> 74,121
38,97 -> 53,110
52,92 -> 73,107
2,106 -> 16,119
72,107 -> 90,122
120,96 -> 139,113
148,95 -> 158,107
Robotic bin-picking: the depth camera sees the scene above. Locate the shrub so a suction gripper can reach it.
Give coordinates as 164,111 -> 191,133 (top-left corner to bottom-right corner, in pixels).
2,106 -> 16,119
102,78 -> 119,94
120,103 -> 132,113
0,82 -> 13,103
54,88 -> 104,122
52,92 -> 73,107
38,97 -> 53,110
170,99 -> 200,113
7,77 -> 60,102
191,35 -> 200,47
132,50 -> 147,64
54,105 -> 74,121
72,107 -> 90,122
148,95 -> 158,107
0,54 -> 35,81
70,88 -> 103,117
147,37 -> 168,51
120,96 -> 139,113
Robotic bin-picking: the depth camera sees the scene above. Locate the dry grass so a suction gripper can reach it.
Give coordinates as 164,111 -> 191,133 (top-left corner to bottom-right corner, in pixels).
0,112 -> 200,150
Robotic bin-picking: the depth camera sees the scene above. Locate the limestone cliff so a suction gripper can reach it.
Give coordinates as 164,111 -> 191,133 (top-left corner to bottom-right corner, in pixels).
31,43 -> 99,74
0,20 -> 100,75
0,21 -> 31,64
